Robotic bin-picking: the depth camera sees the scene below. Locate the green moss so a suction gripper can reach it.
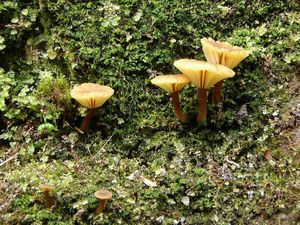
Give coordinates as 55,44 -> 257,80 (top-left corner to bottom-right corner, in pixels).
0,0 -> 300,224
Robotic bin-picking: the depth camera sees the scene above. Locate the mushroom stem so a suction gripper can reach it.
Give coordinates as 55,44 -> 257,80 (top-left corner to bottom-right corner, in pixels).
171,91 -> 188,123
43,191 -> 52,208
197,89 -> 208,123
80,108 -> 96,132
212,81 -> 223,104
95,200 -> 107,215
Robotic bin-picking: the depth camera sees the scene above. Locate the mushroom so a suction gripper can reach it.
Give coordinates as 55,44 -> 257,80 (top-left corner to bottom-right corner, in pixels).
94,189 -> 112,214
201,37 -> 250,104
173,59 -> 235,122
39,184 -> 55,208
151,74 -> 190,122
70,83 -> 114,132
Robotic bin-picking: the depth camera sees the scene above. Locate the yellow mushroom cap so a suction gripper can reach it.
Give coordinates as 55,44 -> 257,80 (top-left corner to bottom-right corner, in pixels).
39,184 -> 55,192
201,37 -> 250,69
94,189 -> 112,200
173,59 -> 235,89
70,83 -> 114,109
151,74 -> 190,93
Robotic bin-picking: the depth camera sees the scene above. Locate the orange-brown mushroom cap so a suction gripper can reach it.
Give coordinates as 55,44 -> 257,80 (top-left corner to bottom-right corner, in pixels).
201,37 -> 250,69
150,74 -> 190,93
94,189 -> 112,200
173,59 -> 235,89
70,83 -> 114,109
39,184 -> 55,192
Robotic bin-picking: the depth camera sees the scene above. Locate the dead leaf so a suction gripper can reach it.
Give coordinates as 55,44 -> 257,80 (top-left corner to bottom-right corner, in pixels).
264,150 -> 272,161
140,176 -> 157,187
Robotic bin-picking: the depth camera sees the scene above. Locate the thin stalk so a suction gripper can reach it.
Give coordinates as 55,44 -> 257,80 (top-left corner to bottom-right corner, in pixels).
95,200 -> 106,215
212,80 -> 223,104
197,89 -> 208,123
171,91 -> 188,123
44,191 -> 52,208
80,108 -> 96,132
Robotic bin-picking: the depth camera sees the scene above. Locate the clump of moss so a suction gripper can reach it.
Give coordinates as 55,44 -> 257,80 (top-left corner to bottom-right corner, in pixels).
37,72 -> 71,107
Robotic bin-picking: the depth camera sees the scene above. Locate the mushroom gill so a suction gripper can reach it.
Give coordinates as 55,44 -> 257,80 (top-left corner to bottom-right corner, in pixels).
151,74 -> 190,123
174,59 -> 235,122
70,83 -> 114,132
201,37 -> 250,104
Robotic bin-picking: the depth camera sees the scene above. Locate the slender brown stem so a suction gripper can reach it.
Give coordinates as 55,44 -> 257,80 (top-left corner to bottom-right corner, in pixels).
95,200 -> 107,215
197,89 -> 208,123
44,191 -> 52,208
212,81 -> 223,104
80,108 -> 96,132
171,92 -> 188,123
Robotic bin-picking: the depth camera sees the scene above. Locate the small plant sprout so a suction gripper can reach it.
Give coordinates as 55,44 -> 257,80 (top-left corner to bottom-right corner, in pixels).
94,189 -> 112,215
174,59 -> 234,122
39,184 -> 55,208
70,83 -> 114,132
201,37 -> 250,104
151,74 -> 190,122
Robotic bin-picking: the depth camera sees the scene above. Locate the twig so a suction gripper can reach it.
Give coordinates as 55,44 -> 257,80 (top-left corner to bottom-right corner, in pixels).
225,156 -> 240,168
74,127 -> 84,134
92,133 -> 114,160
64,120 -> 73,129
5,23 -> 24,28
0,152 -> 19,167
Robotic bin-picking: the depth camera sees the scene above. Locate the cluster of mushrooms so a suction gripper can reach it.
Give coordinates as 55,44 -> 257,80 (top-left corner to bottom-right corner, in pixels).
39,39 -> 250,216
39,184 -> 112,215
69,38 -> 250,130
151,37 -> 250,123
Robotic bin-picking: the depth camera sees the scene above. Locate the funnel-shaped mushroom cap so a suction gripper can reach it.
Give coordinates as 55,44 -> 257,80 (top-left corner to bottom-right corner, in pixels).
201,37 -> 250,69
174,59 -> 235,89
70,83 -> 114,109
94,189 -> 112,200
151,74 -> 190,93
39,184 -> 55,192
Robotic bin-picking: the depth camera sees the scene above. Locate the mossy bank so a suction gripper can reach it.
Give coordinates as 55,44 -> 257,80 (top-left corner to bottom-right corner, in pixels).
0,0 -> 299,224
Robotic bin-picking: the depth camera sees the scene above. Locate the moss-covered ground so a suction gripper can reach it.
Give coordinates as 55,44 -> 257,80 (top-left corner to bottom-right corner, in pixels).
0,0 -> 299,224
